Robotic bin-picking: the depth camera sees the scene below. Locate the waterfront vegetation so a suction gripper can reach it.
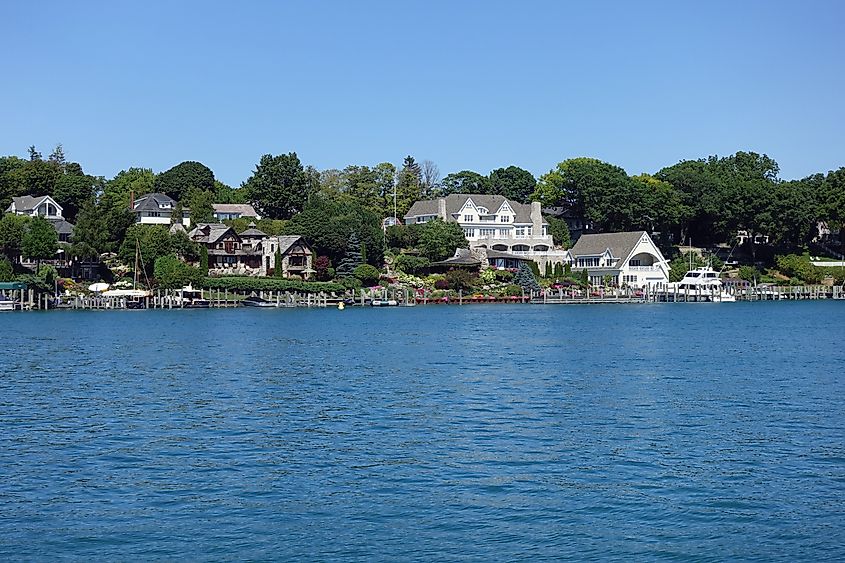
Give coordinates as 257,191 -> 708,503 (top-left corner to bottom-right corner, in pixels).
1,146 -> 844,295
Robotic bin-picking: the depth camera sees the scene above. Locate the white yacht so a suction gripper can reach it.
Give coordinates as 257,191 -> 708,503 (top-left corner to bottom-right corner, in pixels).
667,266 -> 736,302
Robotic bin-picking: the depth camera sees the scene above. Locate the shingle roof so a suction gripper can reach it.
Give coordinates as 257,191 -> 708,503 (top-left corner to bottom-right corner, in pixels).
404,194 -> 542,225
431,248 -> 480,267
404,199 -> 440,218
276,235 -> 308,255
189,223 -> 238,245
7,195 -> 61,214
48,218 -> 74,235
133,193 -> 176,212
569,231 -> 647,258
240,227 -> 267,238
212,203 -> 259,217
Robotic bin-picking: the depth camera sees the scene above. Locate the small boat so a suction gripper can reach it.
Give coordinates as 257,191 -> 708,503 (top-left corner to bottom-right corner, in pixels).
370,299 -> 399,307
242,295 -> 277,308
0,295 -> 17,312
667,266 -> 736,302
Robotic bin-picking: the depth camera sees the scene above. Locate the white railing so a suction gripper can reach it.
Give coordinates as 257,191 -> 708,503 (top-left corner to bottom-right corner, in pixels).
628,266 -> 660,271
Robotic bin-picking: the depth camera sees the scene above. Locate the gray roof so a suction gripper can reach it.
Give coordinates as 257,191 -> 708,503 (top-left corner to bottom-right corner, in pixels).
7,195 -> 61,214
405,194 -> 540,224
485,249 -> 530,261
275,235 -> 309,255
430,248 -> 480,267
133,193 -> 176,212
569,231 -> 647,258
212,203 -> 259,217
189,223 -> 239,245
240,222 -> 267,238
48,218 -> 74,235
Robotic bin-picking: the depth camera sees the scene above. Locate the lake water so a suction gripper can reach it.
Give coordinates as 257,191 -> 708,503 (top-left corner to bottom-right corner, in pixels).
1,302 -> 844,561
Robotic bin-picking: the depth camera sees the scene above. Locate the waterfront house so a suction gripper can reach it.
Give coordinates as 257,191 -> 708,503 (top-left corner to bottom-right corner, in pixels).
189,223 -> 260,275
132,193 -> 190,226
189,223 -> 313,278
404,194 -> 568,269
260,236 -> 313,278
6,194 -> 75,242
212,203 -> 261,221
568,231 -> 669,287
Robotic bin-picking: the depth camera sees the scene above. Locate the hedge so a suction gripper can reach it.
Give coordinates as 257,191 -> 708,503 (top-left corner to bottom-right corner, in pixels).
200,276 -> 345,293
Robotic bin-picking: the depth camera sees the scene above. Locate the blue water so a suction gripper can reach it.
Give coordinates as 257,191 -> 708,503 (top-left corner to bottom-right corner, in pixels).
1,302 -> 844,561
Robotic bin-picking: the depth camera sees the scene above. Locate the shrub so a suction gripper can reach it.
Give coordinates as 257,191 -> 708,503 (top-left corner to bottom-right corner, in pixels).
776,254 -> 823,284
395,254 -> 430,275
154,255 -> 202,289
354,264 -> 381,286
503,283 -> 523,297
314,255 -> 332,281
434,279 -> 449,290
0,257 -> 14,282
494,270 -> 514,282
445,268 -> 475,292
201,276 -> 344,293
738,265 -> 759,282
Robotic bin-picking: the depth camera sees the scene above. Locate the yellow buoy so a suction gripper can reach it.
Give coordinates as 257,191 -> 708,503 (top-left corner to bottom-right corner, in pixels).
338,302 -> 345,310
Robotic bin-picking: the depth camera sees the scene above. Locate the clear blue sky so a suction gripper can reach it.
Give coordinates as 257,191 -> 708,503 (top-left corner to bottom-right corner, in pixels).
2,1 -> 843,186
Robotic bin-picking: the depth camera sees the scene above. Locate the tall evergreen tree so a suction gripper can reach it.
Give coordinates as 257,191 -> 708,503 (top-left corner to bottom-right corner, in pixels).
513,262 -> 541,293
336,233 -> 363,277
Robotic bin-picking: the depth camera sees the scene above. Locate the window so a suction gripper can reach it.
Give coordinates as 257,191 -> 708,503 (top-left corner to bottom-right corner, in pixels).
480,228 -> 496,236
463,228 -> 475,237
477,207 -> 488,214
501,216 -> 511,222
464,214 -> 473,221
499,228 -> 509,237
578,257 -> 599,268
542,225 -> 548,235
515,227 -> 525,236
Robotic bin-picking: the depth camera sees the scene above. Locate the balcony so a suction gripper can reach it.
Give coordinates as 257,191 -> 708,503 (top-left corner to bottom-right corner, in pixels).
628,265 -> 660,271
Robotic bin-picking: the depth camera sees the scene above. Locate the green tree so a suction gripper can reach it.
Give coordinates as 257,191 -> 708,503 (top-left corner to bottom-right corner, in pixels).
274,248 -> 284,278
513,262 -> 541,292
395,155 -> 422,218
488,166 -> 536,203
243,152 -> 311,219
154,254 -> 202,289
395,253 -> 430,275
214,180 -> 248,204
445,268 -> 474,292
0,213 -> 29,261
199,246 -> 209,276
0,256 -> 13,281
187,187 -> 214,225
22,216 -> 58,269
102,168 -> 156,213
545,216 -> 571,248
441,170 -> 490,196
155,161 -> 215,202
336,233 -> 363,277
119,224 -> 174,280
354,263 -> 380,286
418,219 -> 469,261
533,157 -> 634,232
819,168 -> 845,253
53,162 -> 100,222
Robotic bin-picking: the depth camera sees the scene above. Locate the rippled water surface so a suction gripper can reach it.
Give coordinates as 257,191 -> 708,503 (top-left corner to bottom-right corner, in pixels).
1,302 -> 844,560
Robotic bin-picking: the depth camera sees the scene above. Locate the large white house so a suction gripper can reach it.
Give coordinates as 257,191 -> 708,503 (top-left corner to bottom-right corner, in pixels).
6,195 -> 75,242
567,231 -> 669,287
404,194 -> 569,268
132,193 -> 190,226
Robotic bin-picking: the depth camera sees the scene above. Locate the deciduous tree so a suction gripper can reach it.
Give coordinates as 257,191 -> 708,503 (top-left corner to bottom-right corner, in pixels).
243,152 -> 311,219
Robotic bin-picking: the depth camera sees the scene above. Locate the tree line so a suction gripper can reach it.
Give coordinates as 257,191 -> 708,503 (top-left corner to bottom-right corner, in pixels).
1,145 -> 843,285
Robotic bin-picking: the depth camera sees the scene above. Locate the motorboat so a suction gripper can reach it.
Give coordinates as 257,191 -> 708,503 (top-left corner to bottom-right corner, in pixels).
242,295 -> 277,308
667,266 -> 736,302
102,288 -> 152,309
174,284 -> 210,308
370,299 -> 399,307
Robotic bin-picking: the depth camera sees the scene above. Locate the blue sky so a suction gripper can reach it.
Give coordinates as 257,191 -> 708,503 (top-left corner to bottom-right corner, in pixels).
2,1 -> 843,186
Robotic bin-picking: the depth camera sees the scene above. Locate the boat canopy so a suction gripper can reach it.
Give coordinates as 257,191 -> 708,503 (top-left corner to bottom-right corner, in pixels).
0,282 -> 26,290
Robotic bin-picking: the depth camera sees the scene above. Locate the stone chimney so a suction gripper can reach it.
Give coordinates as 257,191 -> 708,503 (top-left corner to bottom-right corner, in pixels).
438,197 -> 447,220
531,201 -> 543,235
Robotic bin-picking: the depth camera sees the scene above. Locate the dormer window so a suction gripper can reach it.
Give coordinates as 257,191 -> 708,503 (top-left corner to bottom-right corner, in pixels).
477,207 -> 488,215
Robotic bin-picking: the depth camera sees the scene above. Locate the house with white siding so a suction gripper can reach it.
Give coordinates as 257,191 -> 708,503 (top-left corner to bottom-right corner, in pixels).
568,231 -> 669,287
404,194 -> 569,269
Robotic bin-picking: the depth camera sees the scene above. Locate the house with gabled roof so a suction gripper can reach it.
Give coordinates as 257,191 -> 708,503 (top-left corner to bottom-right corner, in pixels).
132,193 -> 190,226
260,235 -> 313,278
212,203 -> 261,221
188,223 -> 313,278
568,231 -> 669,287
6,194 -> 75,242
404,194 -> 569,269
